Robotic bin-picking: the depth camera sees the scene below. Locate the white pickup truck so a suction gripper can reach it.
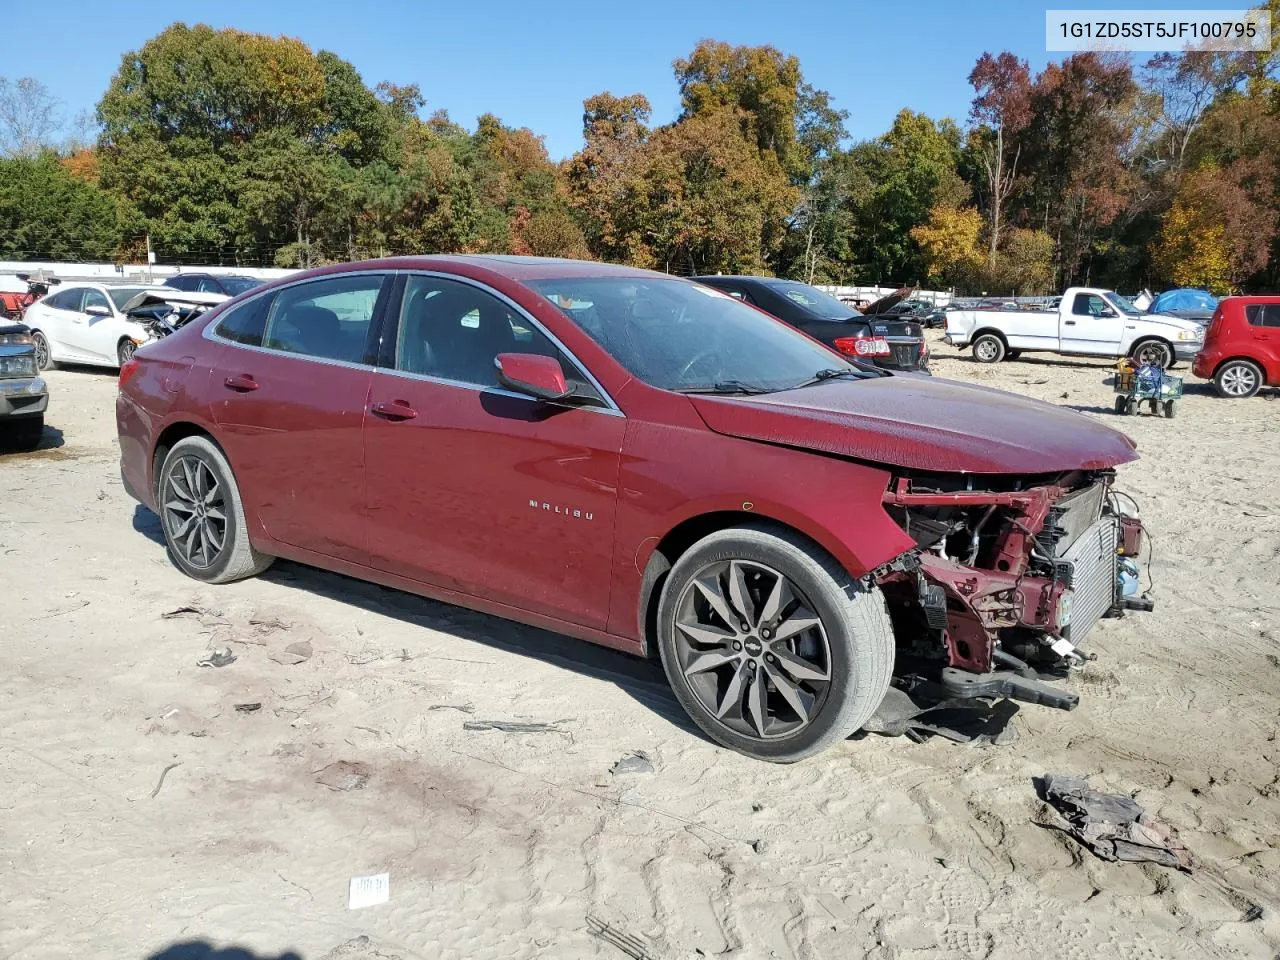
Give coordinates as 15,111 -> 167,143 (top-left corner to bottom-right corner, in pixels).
943,287 -> 1205,369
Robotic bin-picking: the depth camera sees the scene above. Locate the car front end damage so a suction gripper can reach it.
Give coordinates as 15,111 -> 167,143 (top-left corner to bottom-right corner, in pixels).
872,469 -> 1150,710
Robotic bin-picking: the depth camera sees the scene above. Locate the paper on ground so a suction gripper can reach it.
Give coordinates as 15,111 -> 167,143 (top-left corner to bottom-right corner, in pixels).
349,872 -> 390,909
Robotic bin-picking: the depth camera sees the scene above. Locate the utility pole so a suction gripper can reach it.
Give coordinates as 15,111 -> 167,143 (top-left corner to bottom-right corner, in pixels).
145,233 -> 155,282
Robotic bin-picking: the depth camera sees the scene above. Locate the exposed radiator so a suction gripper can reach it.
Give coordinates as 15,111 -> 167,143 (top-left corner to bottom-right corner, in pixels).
1060,515 -> 1119,645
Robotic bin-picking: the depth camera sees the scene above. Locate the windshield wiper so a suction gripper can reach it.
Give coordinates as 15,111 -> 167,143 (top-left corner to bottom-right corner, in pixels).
676,380 -> 774,395
784,367 -> 878,390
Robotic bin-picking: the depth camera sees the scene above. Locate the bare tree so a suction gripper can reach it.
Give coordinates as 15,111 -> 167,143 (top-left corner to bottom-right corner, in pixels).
0,76 -> 61,157
968,53 -> 1032,264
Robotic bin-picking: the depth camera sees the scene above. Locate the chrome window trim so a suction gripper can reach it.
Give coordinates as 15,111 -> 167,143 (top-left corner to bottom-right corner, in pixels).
202,269 -> 391,370
394,269 -> 624,417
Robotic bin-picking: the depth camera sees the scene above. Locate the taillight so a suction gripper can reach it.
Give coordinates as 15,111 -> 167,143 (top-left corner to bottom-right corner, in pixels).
119,357 -> 142,389
919,339 -> 929,361
833,335 -> 891,357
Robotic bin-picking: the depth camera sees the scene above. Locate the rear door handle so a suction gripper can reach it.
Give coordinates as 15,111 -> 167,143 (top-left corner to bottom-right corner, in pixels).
223,374 -> 259,392
371,399 -> 418,421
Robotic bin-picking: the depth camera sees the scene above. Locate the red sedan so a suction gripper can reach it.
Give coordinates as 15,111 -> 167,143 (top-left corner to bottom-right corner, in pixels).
117,256 -> 1150,761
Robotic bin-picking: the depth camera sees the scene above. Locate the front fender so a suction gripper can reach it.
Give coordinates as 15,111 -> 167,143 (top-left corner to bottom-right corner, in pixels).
607,419 -> 916,640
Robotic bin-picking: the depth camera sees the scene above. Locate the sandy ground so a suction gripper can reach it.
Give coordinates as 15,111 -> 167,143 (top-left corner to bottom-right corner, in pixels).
2,336 -> 1279,960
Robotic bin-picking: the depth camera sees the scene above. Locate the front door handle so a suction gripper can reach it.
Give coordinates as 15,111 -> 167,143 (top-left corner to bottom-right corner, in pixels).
1064,320 -> 1076,326
371,399 -> 418,421
224,374 -> 259,392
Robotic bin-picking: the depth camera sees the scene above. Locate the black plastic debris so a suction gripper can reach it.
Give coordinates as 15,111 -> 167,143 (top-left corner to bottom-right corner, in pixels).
864,686 -> 1020,745
1037,774 -> 1192,871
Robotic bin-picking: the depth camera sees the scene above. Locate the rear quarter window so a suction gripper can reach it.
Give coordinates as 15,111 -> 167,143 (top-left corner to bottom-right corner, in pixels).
214,295 -> 273,345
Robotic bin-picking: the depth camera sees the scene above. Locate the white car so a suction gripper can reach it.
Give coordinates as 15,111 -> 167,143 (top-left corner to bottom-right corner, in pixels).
24,283 -> 224,370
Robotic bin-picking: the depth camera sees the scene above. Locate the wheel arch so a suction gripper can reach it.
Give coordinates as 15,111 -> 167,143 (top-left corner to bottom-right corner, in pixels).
971,327 -> 1009,346
634,509 -> 889,659
152,421 -> 226,498
1212,354 -> 1266,378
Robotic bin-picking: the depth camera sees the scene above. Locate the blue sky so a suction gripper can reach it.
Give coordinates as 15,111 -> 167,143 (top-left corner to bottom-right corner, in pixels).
5,0 -> 1222,158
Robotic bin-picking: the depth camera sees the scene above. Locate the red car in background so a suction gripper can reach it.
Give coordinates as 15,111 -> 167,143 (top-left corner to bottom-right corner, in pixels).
117,256 -> 1151,761
1193,296 -> 1280,398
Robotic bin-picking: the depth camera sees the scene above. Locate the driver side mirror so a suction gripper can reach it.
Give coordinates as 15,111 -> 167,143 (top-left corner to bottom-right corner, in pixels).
495,352 -> 570,401
85,304 -> 111,318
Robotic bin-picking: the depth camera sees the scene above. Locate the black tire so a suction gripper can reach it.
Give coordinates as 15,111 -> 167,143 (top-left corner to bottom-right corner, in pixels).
971,333 -> 1006,364
1214,359 -> 1263,399
656,523 -> 894,762
3,415 -> 43,451
1113,395 -> 1127,415
157,435 -> 273,584
1163,401 -> 1177,419
118,338 -> 138,366
1131,339 -> 1174,370
1124,397 -> 1137,416
1006,349 -> 1022,360
30,331 -> 54,370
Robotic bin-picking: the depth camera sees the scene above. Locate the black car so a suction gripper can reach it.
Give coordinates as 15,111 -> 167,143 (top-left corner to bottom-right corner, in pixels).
693,276 -> 929,372
162,273 -> 264,296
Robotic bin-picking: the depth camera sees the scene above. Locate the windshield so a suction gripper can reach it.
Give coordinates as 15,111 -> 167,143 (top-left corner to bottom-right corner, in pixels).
528,277 -> 867,393
761,279 -> 859,320
1104,292 -> 1144,317
222,277 -> 263,295
107,287 -> 159,310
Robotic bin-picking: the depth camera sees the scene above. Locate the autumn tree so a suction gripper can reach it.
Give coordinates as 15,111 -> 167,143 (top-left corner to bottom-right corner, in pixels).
1153,161 -> 1277,292
967,53 -> 1031,263
1021,53 -> 1138,285
910,203 -> 983,287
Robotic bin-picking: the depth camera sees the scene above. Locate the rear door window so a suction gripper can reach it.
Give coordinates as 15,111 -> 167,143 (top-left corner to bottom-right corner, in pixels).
50,288 -> 85,311
214,295 -> 273,346
1259,305 -> 1280,328
261,274 -> 386,364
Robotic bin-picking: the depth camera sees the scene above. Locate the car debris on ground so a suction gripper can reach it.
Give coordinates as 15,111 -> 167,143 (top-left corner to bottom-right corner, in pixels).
1037,774 -> 1192,871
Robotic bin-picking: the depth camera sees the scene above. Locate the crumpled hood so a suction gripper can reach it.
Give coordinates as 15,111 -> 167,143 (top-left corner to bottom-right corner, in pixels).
689,375 -> 1139,474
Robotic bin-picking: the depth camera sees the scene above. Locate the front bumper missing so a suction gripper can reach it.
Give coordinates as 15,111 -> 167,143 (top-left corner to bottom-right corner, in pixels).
879,477 -> 1154,712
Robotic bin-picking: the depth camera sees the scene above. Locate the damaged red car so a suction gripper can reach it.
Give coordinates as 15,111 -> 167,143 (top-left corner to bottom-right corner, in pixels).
116,257 -> 1152,761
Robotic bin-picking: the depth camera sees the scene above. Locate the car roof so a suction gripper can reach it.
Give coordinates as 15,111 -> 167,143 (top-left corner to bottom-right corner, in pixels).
278,255 -> 674,287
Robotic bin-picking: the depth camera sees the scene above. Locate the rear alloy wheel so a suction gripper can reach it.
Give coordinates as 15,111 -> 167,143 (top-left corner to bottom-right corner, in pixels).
1132,339 -> 1173,369
157,435 -> 273,583
972,334 -> 1006,364
657,524 -> 894,762
31,331 -> 53,371
1214,360 -> 1262,399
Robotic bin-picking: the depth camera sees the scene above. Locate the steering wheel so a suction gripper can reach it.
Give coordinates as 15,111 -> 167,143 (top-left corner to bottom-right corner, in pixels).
674,348 -> 721,385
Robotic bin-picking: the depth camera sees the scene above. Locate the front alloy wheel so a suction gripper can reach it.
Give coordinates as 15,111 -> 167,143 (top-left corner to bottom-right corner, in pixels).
657,524 -> 895,762
1132,340 -> 1173,369
672,559 -> 832,741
